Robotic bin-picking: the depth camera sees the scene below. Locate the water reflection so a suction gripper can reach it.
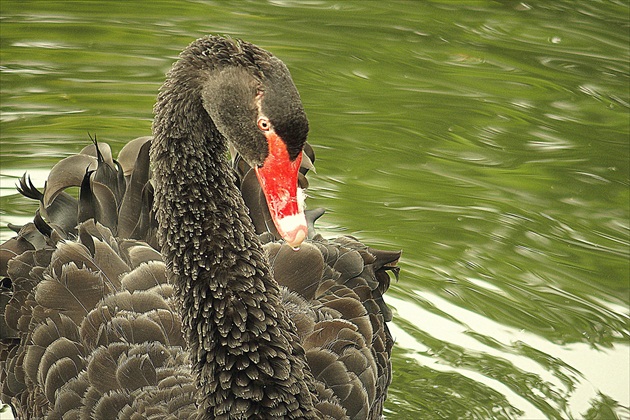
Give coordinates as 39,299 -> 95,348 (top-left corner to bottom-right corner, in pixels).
390,291 -> 629,418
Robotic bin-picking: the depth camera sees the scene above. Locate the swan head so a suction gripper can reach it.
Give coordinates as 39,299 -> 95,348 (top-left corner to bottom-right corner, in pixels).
199,38 -> 309,248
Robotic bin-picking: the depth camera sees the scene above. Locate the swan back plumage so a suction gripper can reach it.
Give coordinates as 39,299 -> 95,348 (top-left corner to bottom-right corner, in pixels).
1,137 -> 398,419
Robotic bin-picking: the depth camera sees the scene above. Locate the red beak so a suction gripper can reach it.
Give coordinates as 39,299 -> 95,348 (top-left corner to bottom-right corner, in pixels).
254,133 -> 308,248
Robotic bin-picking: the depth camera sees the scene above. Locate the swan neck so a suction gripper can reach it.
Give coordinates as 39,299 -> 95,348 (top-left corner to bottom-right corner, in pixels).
150,50 -> 318,418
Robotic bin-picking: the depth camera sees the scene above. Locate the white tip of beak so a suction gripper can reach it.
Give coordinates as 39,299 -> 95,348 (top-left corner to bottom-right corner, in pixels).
276,213 -> 308,249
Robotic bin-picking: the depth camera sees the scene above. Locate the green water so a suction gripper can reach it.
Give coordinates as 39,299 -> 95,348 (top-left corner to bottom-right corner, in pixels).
1,1 -> 628,418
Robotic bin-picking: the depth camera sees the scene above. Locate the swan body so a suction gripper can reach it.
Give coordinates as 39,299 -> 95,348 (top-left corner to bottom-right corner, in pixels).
0,36 -> 399,419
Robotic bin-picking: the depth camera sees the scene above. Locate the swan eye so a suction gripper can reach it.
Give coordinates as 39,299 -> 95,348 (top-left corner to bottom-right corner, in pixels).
257,118 -> 271,132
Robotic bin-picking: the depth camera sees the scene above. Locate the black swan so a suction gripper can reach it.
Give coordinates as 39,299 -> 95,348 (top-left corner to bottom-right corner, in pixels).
0,35 -> 400,419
